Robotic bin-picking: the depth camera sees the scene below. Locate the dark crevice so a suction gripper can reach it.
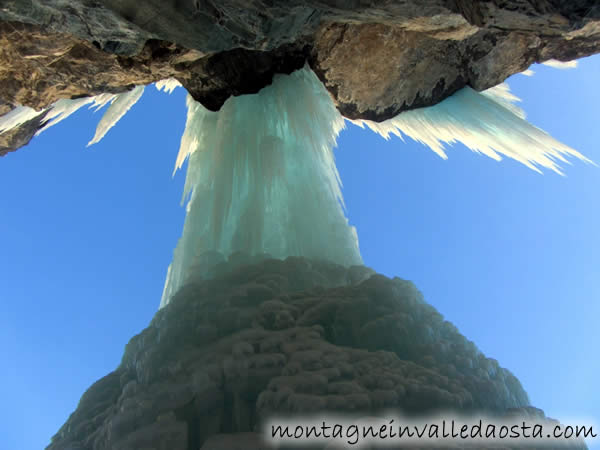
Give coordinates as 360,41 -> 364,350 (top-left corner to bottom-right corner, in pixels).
175,397 -> 200,450
221,390 -> 234,434
181,43 -> 310,111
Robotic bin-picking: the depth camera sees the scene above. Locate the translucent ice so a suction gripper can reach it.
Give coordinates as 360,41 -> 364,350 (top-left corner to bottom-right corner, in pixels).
351,84 -> 591,174
159,68 -> 593,306
87,86 -> 145,146
0,89 -> 142,145
160,67 -> 362,306
0,67 -> 590,309
37,96 -> 103,135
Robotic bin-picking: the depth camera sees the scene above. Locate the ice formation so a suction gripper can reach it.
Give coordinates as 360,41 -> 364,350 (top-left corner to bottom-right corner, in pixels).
159,69 -> 591,305
87,86 -> 145,146
0,67 -> 590,308
518,59 -> 577,78
542,59 -> 578,69
37,96 -> 112,135
0,87 -> 145,143
351,83 -> 591,174
155,78 -> 182,94
0,105 -> 41,134
160,68 -> 362,306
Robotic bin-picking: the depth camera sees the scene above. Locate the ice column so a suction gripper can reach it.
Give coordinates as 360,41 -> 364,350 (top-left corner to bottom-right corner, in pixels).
160,67 -> 362,306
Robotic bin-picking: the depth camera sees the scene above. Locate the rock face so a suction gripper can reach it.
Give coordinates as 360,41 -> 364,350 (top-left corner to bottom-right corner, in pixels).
47,256 -> 586,450
0,105 -> 47,157
1,1 -> 600,125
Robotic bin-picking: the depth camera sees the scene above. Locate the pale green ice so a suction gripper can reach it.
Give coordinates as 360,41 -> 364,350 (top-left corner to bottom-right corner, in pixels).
0,66 -> 588,309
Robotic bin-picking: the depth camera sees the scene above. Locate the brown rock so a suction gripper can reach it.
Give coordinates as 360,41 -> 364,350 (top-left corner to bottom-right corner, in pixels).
1,1 -> 599,125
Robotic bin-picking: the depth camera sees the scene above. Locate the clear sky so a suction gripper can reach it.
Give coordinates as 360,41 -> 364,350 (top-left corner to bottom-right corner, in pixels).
1,56 -> 598,450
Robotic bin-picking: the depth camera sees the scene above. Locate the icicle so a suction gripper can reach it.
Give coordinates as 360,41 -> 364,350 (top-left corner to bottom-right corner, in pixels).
88,86 -> 145,146
35,97 -> 96,135
351,84 -> 592,174
155,78 -> 182,94
480,83 -> 526,119
0,88 -> 142,146
88,93 -> 118,112
542,59 -> 578,69
0,106 -> 44,135
34,93 -> 118,135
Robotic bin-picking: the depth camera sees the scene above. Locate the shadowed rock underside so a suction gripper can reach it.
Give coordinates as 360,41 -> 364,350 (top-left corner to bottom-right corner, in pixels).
1,0 -> 600,154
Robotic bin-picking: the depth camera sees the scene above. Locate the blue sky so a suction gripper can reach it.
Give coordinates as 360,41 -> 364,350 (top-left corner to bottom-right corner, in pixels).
1,56 -> 598,450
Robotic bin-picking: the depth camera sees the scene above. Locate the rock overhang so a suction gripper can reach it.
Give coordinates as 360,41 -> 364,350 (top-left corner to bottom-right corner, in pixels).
1,0 -> 600,155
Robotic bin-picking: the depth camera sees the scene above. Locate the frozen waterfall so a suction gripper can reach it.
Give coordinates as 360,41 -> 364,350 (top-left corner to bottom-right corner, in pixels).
160,68 -> 362,306
0,66 -> 591,309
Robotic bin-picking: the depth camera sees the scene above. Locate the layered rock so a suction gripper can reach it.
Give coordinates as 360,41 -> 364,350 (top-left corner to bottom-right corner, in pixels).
1,1 -> 600,129
47,256 -> 586,449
